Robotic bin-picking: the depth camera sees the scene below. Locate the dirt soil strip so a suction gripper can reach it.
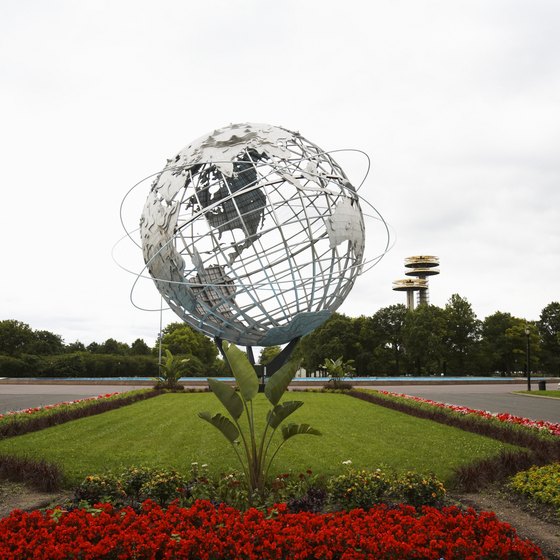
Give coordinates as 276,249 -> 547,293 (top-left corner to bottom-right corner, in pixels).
0,485 -> 71,519
454,493 -> 560,560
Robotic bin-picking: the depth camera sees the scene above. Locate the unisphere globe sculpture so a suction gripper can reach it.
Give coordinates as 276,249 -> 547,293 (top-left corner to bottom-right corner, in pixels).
139,123 -> 379,348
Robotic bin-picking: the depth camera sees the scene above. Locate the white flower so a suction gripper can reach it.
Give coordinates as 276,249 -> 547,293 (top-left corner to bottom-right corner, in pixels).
342,460 -> 352,465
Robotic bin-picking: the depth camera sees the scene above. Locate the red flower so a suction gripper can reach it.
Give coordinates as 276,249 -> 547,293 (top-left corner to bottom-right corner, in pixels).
0,501 -> 543,559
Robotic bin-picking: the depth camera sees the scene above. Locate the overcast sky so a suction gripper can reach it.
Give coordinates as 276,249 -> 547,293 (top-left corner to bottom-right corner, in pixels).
1,0 -> 559,347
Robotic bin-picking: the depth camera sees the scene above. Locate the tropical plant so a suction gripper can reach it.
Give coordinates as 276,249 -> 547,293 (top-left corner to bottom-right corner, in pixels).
199,341 -> 320,499
153,349 -> 188,389
321,356 -> 355,389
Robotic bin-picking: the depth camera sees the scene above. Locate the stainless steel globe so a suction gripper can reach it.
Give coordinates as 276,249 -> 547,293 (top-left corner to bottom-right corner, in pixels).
140,123 -> 368,347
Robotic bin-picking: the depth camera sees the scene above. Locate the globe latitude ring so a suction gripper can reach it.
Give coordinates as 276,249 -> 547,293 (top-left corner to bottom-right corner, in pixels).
140,122 -> 374,347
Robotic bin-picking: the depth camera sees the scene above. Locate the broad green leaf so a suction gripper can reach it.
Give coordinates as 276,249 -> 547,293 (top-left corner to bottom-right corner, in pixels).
198,411 -> 239,443
281,423 -> 321,442
267,401 -> 304,429
264,359 -> 299,406
222,341 -> 258,402
208,378 -> 243,420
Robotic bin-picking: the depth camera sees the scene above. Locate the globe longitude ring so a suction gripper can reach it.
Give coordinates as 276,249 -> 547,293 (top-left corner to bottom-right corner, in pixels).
122,123 -> 390,364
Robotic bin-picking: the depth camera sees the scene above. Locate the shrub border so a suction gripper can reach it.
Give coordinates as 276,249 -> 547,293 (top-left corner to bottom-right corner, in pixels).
0,455 -> 63,492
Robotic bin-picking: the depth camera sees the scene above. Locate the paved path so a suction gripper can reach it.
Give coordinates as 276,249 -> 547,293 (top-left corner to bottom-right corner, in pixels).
0,381 -> 558,423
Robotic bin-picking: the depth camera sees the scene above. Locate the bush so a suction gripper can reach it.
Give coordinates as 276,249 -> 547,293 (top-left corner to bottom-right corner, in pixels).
326,466 -> 447,511
74,474 -> 124,504
327,467 -> 392,510
141,468 -> 187,505
187,466 -> 249,510
0,353 -> 160,378
508,462 -> 560,512
0,355 -> 27,377
0,352 -> 228,378
72,465 -> 447,513
39,353 -> 86,376
78,353 -> 159,378
0,455 -> 63,492
392,470 -> 446,507
74,466 -> 189,508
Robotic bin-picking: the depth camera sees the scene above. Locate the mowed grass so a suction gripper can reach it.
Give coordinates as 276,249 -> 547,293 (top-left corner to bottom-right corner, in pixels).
516,390 -> 560,399
0,392 -> 520,486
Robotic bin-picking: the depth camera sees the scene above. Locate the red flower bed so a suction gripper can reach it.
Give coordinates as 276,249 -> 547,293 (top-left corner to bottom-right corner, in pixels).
0,500 -> 542,559
378,390 -> 560,437
0,393 -> 119,420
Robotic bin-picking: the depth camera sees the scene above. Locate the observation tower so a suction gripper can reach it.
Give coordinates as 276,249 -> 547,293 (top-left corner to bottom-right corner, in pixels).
393,255 -> 440,309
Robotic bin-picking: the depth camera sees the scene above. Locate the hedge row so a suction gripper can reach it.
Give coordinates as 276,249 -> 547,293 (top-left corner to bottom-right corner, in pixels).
0,353 -> 160,378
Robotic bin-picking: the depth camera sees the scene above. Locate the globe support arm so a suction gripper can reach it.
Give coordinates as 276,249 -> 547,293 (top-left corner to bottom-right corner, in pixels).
214,336 -> 301,380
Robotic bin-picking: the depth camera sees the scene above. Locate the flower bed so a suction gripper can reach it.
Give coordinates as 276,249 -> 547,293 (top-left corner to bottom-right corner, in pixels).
375,390 -> 560,437
509,462 -> 560,513
0,393 -> 120,421
0,500 -> 543,559
349,389 -> 560,442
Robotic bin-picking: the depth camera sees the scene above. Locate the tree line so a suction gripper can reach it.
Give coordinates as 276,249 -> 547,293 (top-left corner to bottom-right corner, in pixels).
295,296 -> 560,376
0,321 -> 224,378
1,295 -> 558,377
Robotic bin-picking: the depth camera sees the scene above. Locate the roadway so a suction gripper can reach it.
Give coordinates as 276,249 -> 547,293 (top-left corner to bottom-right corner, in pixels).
0,380 -> 558,423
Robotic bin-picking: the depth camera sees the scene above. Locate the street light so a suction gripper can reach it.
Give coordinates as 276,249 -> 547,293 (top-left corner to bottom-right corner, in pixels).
525,326 -> 531,391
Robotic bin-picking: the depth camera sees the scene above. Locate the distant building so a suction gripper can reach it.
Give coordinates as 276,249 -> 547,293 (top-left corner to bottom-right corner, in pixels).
393,255 -> 440,310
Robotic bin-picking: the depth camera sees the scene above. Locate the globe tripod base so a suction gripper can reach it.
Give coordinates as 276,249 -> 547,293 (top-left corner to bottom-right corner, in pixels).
215,337 -> 301,378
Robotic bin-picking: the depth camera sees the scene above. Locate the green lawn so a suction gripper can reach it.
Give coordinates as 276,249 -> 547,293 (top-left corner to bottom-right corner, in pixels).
515,390 -> 560,398
0,392 -> 520,486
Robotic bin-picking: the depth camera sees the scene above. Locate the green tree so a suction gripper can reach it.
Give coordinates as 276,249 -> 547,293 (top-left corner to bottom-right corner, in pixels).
402,305 -> 446,375
28,330 -> 65,355
442,294 -> 481,374
504,322 -> 540,375
538,302 -> 560,375
350,315 -> 382,375
67,340 -> 86,352
156,323 -> 218,375
130,338 -> 151,356
99,338 -> 130,355
371,305 -> 407,375
86,342 -> 101,353
0,320 -> 37,356
481,312 -> 520,375
258,345 -> 281,366
297,314 -> 355,372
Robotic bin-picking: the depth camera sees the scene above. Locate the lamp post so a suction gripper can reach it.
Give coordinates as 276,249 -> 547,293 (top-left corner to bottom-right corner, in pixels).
525,326 -> 531,391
